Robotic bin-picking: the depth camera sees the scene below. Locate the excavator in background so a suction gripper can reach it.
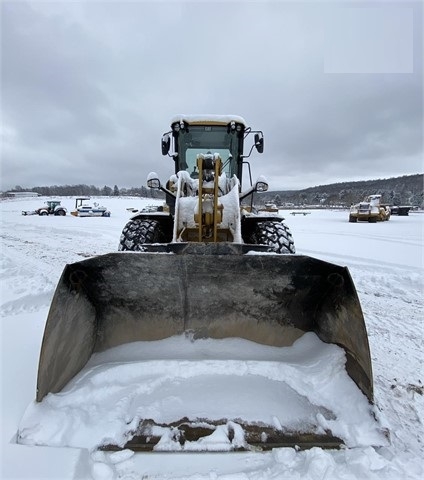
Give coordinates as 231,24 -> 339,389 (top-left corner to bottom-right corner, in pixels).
34,115 -> 374,451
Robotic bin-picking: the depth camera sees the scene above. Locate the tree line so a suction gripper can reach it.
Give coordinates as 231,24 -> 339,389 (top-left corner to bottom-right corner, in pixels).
7,184 -> 164,198
257,174 -> 424,208
4,174 -> 423,207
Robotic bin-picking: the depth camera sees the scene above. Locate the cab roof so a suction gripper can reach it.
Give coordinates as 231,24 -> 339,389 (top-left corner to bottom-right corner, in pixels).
170,114 -> 246,127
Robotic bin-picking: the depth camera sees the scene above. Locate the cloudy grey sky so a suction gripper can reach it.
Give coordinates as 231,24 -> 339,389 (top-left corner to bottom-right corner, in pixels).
1,0 -> 422,191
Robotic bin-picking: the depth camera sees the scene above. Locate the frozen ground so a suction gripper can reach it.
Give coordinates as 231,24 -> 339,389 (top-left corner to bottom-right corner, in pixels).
0,196 -> 423,479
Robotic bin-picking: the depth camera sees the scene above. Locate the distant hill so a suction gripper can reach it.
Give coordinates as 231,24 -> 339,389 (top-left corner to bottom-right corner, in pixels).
256,174 -> 423,208
3,174 -> 423,208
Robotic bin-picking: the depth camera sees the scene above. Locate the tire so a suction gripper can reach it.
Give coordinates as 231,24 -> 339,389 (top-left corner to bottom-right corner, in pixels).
349,215 -> 357,223
40,211 -> 48,216
248,220 -> 295,254
118,219 -> 166,251
55,210 -> 66,216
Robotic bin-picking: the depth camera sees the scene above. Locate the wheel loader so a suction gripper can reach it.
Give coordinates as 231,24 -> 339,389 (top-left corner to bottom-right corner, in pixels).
349,194 -> 391,222
32,115 -> 375,452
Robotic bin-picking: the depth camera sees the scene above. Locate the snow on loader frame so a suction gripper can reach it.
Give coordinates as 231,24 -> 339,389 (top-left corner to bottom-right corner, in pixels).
35,115 -> 374,451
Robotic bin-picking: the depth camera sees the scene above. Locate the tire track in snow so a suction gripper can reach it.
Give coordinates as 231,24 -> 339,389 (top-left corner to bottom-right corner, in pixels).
0,211 -> 127,317
0,228 -> 110,317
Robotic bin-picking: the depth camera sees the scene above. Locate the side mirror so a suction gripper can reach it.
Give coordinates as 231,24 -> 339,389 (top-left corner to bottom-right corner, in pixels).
161,134 -> 171,156
147,172 -> 161,189
255,175 -> 268,192
254,133 -> 264,153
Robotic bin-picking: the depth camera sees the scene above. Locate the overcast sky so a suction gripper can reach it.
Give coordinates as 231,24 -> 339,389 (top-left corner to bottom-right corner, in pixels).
1,0 -> 423,191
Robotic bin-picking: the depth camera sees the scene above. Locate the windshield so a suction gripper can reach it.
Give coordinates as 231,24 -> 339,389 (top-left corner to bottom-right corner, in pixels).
176,126 -> 241,177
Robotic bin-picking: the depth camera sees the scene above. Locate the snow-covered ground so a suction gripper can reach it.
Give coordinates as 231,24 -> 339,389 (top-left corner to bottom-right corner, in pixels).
1,196 -> 423,479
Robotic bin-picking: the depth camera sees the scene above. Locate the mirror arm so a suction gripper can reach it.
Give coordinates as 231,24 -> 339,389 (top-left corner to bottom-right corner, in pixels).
239,186 -> 255,201
159,185 -> 176,198
240,143 -> 256,160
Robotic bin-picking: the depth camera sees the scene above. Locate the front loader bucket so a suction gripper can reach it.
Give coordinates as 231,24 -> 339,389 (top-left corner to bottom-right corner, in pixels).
36,251 -> 373,450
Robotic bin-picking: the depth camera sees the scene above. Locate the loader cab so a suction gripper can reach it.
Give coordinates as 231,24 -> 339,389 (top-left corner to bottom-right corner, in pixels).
162,115 -> 263,184
172,123 -> 244,179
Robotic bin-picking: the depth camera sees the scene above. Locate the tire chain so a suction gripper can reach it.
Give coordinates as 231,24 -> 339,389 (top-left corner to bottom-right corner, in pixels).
119,218 -> 295,254
251,220 -> 295,254
119,219 -> 164,251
